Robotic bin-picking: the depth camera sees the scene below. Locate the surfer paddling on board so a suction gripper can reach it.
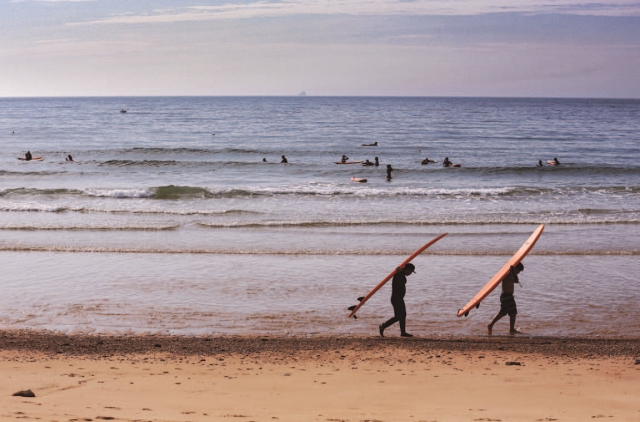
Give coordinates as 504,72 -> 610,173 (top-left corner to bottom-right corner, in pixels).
487,262 -> 524,335
379,263 -> 415,337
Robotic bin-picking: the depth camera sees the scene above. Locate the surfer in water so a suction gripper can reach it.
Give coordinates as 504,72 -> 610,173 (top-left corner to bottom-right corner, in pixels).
537,160 -> 543,167
361,142 -> 378,146
552,157 -> 561,165
487,262 -> 524,335
379,264 -> 415,337
66,154 -> 74,162
421,157 -> 436,165
25,151 -> 32,161
363,159 -> 374,166
263,158 -> 267,162
341,155 -> 349,163
386,164 -> 393,180
442,157 -> 452,167
374,157 -> 379,166
281,155 -> 288,163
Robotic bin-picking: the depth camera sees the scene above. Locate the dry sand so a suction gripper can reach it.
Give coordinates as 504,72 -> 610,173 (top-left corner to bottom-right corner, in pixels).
1,332 -> 639,422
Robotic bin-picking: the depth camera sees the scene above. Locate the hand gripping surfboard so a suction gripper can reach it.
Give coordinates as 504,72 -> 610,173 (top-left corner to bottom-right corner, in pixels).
457,224 -> 544,317
348,233 -> 448,318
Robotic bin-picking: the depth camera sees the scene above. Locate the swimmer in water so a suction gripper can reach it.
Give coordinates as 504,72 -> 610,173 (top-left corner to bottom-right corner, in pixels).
66,154 -> 74,162
442,157 -> 452,167
341,155 -> 349,163
421,158 -> 436,165
281,155 -> 288,164
263,158 -> 267,162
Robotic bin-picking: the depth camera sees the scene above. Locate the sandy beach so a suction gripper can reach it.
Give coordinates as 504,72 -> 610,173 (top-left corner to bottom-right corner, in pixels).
1,332 -> 638,422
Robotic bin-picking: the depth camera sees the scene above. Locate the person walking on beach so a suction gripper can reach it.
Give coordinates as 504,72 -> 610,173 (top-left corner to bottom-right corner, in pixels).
379,264 -> 415,337
281,155 -> 288,163
487,262 -> 524,335
386,164 -> 393,180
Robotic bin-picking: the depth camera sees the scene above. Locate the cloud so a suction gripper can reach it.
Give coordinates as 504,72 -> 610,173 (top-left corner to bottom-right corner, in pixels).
67,0 -> 640,26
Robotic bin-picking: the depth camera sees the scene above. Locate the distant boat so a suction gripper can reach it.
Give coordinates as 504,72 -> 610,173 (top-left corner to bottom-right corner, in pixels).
298,91 -> 306,97
120,109 -> 127,113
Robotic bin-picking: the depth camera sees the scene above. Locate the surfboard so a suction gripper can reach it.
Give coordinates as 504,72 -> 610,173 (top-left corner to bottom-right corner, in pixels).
451,164 -> 461,167
547,160 -> 559,166
17,157 -> 43,161
456,224 -> 544,317
335,161 -> 364,165
347,233 -> 448,319
351,177 -> 367,183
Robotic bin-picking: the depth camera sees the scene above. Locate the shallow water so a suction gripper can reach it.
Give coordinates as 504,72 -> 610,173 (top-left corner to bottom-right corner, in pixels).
1,97 -> 639,336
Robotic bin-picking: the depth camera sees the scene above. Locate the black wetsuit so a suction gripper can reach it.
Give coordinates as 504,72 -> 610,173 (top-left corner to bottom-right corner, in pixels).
381,272 -> 407,333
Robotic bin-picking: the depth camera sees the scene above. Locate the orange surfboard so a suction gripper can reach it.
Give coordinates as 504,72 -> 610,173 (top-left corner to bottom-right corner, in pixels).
457,224 -> 544,317
348,233 -> 447,318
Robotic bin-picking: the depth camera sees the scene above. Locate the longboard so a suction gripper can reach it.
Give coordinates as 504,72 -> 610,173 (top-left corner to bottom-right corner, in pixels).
17,157 -> 43,161
348,233 -> 448,318
456,224 -> 544,317
351,177 -> 367,183
335,161 -> 364,165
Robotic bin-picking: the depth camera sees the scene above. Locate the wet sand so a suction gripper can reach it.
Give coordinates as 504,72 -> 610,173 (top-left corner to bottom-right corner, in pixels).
1,331 -> 639,422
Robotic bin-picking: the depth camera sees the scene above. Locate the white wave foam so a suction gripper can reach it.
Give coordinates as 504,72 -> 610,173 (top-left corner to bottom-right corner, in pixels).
80,188 -> 155,198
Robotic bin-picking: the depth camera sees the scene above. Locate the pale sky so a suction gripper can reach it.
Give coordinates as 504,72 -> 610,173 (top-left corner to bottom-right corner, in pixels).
1,0 -> 639,97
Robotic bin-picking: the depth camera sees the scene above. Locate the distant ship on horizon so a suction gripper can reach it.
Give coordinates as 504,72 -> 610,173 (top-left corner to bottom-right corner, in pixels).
298,91 -> 306,96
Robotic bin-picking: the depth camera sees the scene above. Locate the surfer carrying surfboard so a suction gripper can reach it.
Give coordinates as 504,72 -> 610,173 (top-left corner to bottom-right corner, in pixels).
378,263 -> 415,338
487,263 -> 524,335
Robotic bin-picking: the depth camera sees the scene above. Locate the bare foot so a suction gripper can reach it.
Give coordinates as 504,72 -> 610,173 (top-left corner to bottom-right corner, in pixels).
509,328 -> 522,335
400,332 -> 413,337
487,325 -> 493,336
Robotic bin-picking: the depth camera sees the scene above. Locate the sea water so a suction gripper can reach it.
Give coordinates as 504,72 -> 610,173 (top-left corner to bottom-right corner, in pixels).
0,97 -> 638,336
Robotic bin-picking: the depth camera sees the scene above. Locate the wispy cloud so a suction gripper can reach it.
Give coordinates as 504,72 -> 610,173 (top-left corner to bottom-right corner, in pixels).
67,0 -> 640,26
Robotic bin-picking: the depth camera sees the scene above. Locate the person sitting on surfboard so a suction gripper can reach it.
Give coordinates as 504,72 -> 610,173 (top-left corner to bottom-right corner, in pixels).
442,157 -> 452,167
281,155 -> 288,163
341,155 -> 349,163
487,262 -> 524,335
25,151 -> 32,161
379,264 -> 415,337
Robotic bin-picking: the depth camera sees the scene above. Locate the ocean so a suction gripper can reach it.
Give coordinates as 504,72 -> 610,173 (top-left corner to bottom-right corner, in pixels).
0,96 -> 638,336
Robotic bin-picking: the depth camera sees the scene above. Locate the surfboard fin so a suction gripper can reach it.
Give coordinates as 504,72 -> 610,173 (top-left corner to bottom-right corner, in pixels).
353,314 -> 357,319
347,305 -> 357,311
464,312 -> 469,317
357,297 -> 365,302
476,303 -> 480,309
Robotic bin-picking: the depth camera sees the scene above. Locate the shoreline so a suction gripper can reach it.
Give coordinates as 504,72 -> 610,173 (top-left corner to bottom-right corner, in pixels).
2,330 -> 638,358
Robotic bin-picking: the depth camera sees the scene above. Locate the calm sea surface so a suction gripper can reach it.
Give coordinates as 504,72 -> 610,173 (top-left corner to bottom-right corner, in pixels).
0,97 -> 639,336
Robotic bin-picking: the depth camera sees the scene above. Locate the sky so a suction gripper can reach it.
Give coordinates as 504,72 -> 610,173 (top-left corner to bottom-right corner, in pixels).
1,0 -> 639,97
